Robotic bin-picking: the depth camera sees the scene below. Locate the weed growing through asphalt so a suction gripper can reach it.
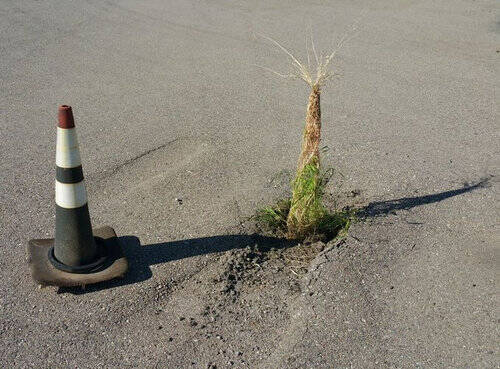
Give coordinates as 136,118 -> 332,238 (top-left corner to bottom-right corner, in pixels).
256,167 -> 355,242
255,26 -> 360,241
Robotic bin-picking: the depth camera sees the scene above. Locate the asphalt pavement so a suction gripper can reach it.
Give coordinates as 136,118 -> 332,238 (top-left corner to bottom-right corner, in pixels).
1,0 -> 498,368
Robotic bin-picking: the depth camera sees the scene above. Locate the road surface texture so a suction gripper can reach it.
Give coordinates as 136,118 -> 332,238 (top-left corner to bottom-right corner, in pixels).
1,0 -> 498,368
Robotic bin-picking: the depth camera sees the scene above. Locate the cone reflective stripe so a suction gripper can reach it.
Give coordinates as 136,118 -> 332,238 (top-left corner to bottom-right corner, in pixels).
27,105 -> 128,287
52,105 -> 100,268
56,127 -> 81,168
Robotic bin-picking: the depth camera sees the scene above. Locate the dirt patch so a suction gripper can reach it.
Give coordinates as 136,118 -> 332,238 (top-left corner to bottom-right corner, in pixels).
189,235 -> 336,320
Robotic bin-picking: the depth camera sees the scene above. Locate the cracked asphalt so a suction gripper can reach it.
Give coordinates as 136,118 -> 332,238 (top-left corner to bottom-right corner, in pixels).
1,0 -> 498,368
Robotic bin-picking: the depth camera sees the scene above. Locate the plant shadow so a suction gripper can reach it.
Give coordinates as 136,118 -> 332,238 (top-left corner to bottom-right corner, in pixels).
359,176 -> 492,218
58,233 -> 297,294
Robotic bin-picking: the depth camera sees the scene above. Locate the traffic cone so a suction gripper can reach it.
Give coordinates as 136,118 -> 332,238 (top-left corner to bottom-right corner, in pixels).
27,105 -> 128,287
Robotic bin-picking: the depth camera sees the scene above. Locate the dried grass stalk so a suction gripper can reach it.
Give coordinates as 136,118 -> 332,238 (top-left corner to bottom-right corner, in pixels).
297,85 -> 321,173
287,84 -> 323,239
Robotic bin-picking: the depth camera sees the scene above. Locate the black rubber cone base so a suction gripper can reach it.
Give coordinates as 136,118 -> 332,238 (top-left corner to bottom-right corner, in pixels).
27,226 -> 128,287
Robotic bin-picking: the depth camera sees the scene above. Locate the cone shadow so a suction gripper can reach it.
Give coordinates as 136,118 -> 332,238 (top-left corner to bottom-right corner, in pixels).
58,233 -> 296,294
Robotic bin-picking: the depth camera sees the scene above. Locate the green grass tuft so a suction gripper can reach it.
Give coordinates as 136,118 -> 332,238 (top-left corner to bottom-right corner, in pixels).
314,208 -> 354,241
255,199 -> 291,236
287,161 -> 328,239
256,166 -> 355,242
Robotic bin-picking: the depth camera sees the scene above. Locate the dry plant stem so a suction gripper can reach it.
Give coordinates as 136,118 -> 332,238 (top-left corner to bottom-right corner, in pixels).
286,85 -> 322,239
297,85 -> 321,172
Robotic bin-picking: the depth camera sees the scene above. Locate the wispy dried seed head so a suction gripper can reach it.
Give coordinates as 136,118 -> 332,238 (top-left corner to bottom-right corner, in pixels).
255,18 -> 363,89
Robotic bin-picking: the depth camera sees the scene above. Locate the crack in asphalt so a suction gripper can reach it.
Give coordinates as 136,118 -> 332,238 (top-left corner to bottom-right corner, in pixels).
107,138 -> 180,177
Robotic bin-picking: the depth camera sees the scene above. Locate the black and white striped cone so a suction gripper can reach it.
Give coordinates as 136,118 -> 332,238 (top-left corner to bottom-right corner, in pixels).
50,105 -> 101,271
27,105 -> 128,288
